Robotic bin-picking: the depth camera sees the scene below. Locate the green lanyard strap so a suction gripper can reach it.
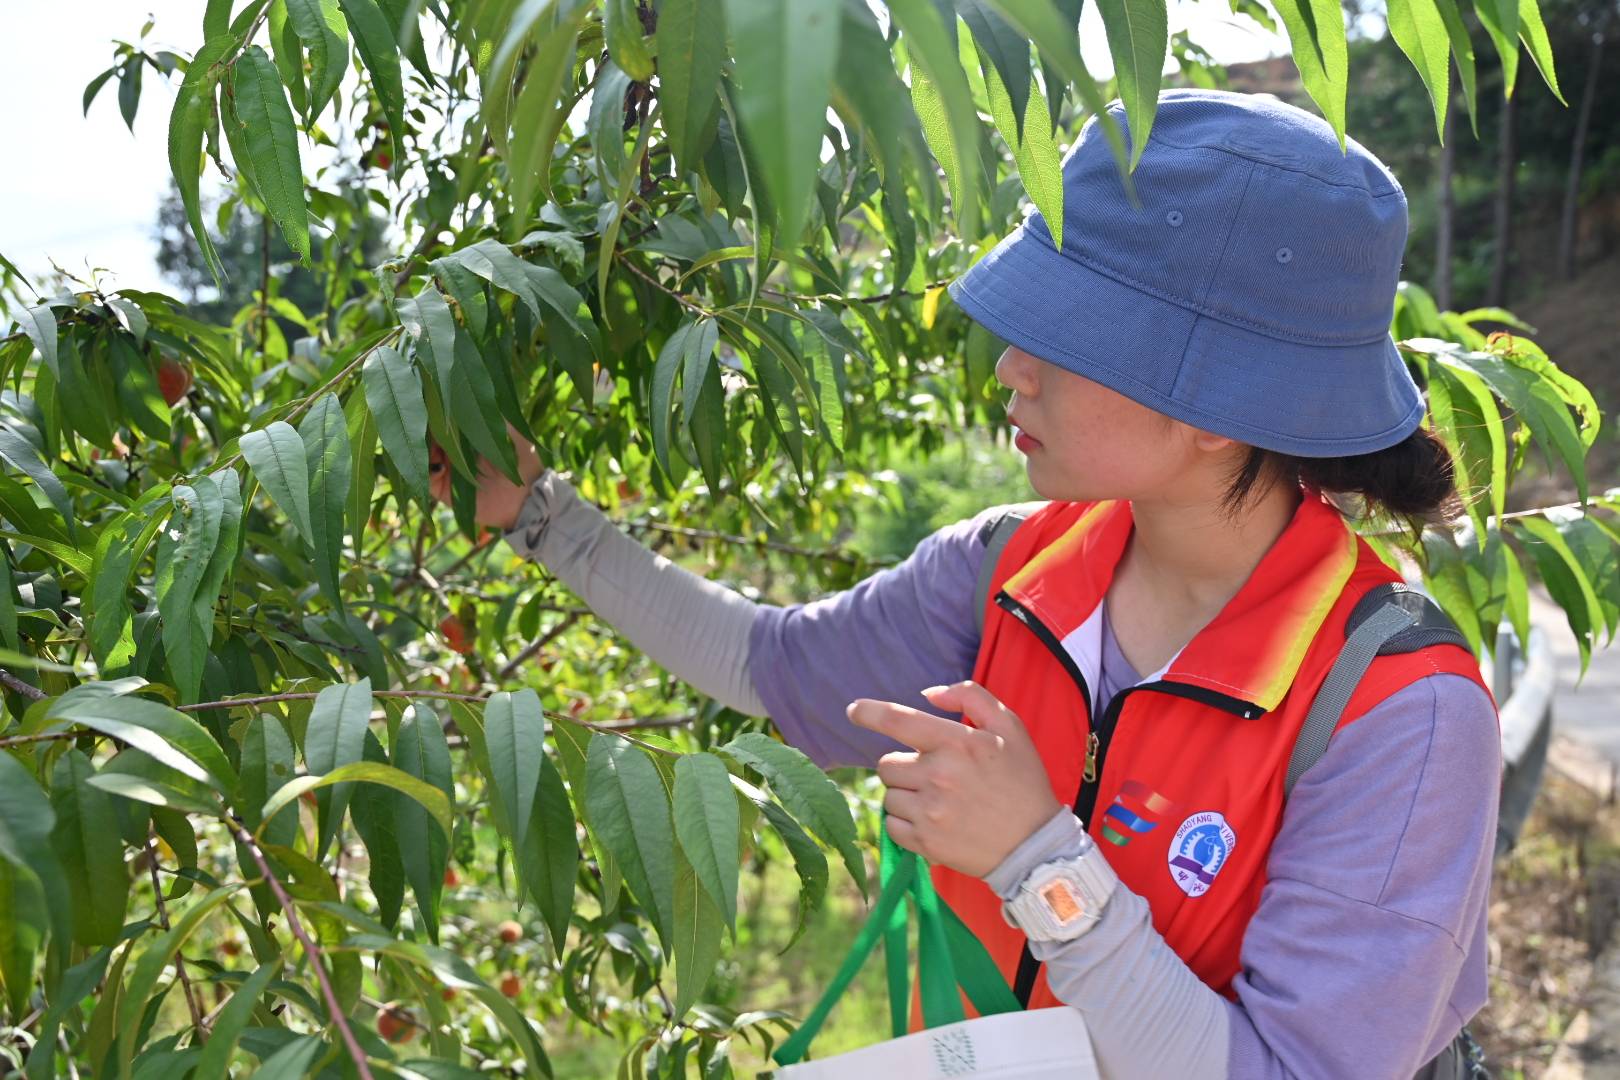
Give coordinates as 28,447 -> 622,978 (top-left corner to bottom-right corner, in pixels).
773,816 -> 1022,1067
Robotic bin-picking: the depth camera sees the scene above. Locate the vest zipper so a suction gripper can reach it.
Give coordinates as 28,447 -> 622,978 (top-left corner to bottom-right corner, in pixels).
994,591 -> 1098,1007
991,591 -> 1261,1006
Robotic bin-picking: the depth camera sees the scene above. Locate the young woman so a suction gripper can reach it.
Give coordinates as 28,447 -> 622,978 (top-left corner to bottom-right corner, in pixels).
430,89 -> 1500,1078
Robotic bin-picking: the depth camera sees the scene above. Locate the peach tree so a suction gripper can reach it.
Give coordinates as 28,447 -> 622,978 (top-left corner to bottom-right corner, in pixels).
0,0 -> 1599,1075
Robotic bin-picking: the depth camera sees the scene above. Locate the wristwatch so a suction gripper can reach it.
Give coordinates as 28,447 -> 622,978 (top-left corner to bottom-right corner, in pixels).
1000,849 -> 1118,942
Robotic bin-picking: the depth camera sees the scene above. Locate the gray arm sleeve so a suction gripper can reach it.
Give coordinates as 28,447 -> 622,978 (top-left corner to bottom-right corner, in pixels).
984,811 -> 1231,1079
501,470 -> 768,717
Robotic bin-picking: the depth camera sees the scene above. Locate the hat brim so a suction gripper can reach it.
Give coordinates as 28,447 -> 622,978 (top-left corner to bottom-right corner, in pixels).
948,221 -> 1425,458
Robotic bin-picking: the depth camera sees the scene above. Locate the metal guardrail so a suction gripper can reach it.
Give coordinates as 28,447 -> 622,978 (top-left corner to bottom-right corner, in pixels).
1489,622 -> 1557,857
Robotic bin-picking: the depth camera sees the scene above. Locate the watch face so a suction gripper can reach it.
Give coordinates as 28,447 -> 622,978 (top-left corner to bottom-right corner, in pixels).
1038,879 -> 1084,926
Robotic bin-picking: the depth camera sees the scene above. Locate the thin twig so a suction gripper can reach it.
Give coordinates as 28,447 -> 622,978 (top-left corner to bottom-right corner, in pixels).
0,730 -> 77,751
0,669 -> 45,700
496,611 -> 581,681
618,258 -> 716,318
234,826 -> 375,1080
146,828 -> 210,1041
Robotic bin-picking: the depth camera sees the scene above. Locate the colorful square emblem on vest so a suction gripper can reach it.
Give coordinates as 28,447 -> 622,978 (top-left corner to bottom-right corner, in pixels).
1168,811 -> 1237,897
1100,780 -> 1175,847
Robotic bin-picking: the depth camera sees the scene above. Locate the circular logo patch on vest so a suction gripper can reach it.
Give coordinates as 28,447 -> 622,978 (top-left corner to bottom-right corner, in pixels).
1167,811 -> 1237,898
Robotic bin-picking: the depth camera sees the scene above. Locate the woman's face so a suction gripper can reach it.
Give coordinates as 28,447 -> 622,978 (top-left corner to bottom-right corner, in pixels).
994,345 -> 1234,505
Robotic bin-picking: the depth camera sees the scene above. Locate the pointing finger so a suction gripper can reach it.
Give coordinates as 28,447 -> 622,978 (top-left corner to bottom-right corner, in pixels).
847,698 -> 978,754
919,681 -> 1030,743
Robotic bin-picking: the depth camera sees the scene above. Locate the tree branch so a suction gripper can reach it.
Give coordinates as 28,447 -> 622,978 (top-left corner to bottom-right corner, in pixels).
234,825 -> 375,1080
146,828 -> 210,1041
496,611 -> 581,681
0,669 -> 45,700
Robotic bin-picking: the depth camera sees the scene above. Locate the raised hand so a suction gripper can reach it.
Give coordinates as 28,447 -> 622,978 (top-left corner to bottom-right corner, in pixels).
428,423 -> 547,531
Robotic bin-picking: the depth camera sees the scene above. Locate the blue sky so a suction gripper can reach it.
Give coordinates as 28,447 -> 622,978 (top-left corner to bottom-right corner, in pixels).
1,1 -> 1288,301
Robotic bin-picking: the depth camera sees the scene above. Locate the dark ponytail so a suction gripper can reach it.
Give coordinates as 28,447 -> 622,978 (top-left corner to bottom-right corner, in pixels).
1223,426 -> 1461,526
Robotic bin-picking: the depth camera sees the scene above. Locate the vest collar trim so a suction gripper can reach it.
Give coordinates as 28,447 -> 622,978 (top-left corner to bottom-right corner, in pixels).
1000,492 -> 1359,715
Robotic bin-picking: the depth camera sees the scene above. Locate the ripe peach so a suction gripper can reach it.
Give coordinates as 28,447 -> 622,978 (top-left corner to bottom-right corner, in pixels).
498,971 -> 521,998
377,1003 -> 416,1043
497,919 -> 523,944
156,357 -> 192,406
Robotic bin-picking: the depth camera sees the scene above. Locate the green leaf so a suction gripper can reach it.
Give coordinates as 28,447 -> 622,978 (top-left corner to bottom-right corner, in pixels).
0,752 -> 72,977
680,318 -> 722,436
50,751 -> 129,947
168,33 -> 239,287
392,703 -> 452,941
753,793 -> 827,948
248,1033 -> 325,1079
89,750 -> 224,817
262,759 -> 451,847
519,754 -> 578,959
1385,0 -> 1452,141
283,0 -> 349,122
506,4 -> 590,224
241,422 -> 314,543
1474,0 -> 1520,94
156,476 -> 226,703
119,54 -> 145,132
338,0 -> 406,163
298,392 -> 352,611
189,959 -> 283,1080
723,0 -> 840,245
361,345 -> 430,506
689,353 -> 727,493
958,0 -> 1031,143
1432,0 -> 1477,136
652,321 -> 693,480
21,304 -> 58,379
584,734 -> 676,949
589,62 -> 634,191
605,0 -> 655,81
671,861 -> 724,1019
1523,379 -> 1589,506
1515,514 -> 1603,674
236,713 -> 299,848
0,426 -> 76,542
483,688 -> 546,865
227,46 -> 311,264
891,0 -> 980,231
984,0 -> 1124,169
1490,529 -> 1532,652
1269,0 -> 1348,146
672,753 -> 740,934
301,679 -> 374,858
722,733 -> 866,899
1092,0 -> 1167,167
655,0 -> 725,170
983,51 -> 1064,248
1516,0 -> 1563,103
350,730 -> 406,928
1431,356 -> 1507,522
48,691 -> 237,792
0,858 -> 45,1020
83,65 -> 118,118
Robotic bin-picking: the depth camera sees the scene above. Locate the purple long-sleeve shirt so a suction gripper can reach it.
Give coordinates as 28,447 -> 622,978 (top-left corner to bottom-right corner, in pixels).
747,503 -> 1500,1077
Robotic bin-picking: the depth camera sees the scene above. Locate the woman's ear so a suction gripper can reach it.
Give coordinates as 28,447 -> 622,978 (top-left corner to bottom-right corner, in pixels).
1190,427 -> 1240,454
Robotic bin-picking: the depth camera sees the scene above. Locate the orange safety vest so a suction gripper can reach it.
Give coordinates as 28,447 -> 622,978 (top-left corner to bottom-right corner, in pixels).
926,492 -> 1494,1018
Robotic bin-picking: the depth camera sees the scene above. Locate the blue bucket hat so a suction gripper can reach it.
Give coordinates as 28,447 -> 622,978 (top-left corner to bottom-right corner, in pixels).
948,88 -> 1424,457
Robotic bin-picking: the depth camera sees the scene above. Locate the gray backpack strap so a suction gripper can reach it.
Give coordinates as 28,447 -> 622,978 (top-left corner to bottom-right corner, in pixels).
1284,584 -> 1471,797
974,510 -> 1031,636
